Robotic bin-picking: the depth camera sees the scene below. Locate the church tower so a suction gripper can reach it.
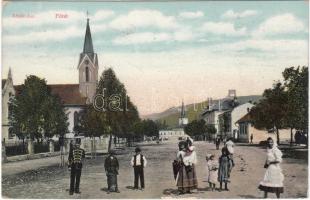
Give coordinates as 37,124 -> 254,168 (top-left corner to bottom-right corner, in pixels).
179,101 -> 188,127
78,17 -> 98,104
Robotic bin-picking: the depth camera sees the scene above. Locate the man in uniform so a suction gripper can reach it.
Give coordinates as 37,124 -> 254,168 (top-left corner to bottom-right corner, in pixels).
68,137 -> 85,195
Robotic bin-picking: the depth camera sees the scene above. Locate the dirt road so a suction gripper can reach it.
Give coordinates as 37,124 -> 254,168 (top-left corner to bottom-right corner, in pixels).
2,141 -> 307,198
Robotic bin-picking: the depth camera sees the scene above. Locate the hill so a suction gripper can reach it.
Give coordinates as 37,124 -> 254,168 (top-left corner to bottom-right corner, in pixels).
142,95 -> 262,129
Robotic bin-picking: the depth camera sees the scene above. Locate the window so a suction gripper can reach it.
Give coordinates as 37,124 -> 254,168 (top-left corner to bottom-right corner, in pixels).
85,66 -> 89,82
74,111 -> 79,128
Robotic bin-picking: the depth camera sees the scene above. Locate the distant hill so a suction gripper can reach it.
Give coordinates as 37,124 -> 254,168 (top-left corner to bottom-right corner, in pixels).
142,95 -> 262,129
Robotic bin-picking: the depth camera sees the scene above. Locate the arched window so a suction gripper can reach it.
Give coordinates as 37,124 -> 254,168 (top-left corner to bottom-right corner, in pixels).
85,66 -> 89,82
74,111 -> 79,128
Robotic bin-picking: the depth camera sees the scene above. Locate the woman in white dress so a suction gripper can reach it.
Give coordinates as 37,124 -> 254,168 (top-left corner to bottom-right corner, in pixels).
258,137 -> 284,198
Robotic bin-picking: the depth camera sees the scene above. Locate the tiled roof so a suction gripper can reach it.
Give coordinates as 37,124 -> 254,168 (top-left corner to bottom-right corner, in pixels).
14,84 -> 87,106
2,79 -> 7,89
236,113 -> 252,124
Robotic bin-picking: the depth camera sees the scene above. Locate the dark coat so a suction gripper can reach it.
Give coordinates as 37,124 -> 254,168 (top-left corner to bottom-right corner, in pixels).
104,156 -> 119,175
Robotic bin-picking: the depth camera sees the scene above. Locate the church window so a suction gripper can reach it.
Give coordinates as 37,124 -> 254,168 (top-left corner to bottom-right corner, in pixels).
74,111 -> 79,128
86,86 -> 89,96
85,66 -> 89,82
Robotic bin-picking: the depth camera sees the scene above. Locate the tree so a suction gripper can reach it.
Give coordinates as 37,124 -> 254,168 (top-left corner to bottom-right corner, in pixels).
282,66 -> 308,145
250,82 -> 288,144
94,68 -> 140,151
184,119 -> 206,138
132,119 -> 159,139
9,75 -> 68,152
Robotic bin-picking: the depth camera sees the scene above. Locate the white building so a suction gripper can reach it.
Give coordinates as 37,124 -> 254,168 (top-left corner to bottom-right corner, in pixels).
2,18 -> 98,140
230,102 -> 254,138
2,69 -> 16,141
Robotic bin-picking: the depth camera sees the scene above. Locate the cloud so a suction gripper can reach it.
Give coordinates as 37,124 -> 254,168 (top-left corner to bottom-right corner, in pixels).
222,10 -> 258,19
201,22 -> 247,36
109,9 -> 178,30
92,10 -> 115,21
113,32 -> 171,45
253,13 -> 305,37
179,11 -> 204,19
211,39 -> 307,55
3,26 -> 83,44
113,28 -> 194,45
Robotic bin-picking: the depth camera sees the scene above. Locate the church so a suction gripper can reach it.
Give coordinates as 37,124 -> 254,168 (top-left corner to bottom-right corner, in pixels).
2,17 -> 99,141
159,101 -> 189,140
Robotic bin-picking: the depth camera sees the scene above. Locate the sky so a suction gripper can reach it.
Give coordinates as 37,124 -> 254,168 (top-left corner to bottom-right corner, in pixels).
2,1 -> 309,116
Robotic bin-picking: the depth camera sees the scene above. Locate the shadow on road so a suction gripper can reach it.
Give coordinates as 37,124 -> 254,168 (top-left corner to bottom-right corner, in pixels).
126,186 -> 136,190
100,187 -> 108,192
162,188 -> 179,195
239,194 -> 259,198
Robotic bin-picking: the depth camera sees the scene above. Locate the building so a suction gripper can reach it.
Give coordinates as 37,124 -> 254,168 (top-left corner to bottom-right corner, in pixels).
201,90 -> 238,137
159,101 -> 189,140
2,17 -> 99,140
218,102 -> 254,139
2,69 -> 15,141
236,112 -> 291,143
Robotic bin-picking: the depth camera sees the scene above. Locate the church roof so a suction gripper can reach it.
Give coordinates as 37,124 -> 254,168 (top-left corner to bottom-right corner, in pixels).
14,84 -> 87,106
2,79 -> 7,89
83,19 -> 94,54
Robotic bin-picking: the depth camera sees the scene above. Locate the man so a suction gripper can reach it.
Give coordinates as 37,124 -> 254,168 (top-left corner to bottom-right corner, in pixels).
131,147 -> 147,190
68,137 -> 85,195
215,137 -> 221,150
250,134 -> 253,144
104,150 -> 120,193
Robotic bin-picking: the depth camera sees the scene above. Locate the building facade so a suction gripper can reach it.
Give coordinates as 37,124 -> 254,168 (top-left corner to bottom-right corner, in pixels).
2,18 -> 98,141
2,69 -> 15,141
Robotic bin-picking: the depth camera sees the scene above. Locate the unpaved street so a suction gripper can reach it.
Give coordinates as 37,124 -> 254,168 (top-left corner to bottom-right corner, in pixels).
2,141 -> 307,198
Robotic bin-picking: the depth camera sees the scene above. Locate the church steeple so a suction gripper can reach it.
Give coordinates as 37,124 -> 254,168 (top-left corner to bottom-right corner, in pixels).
180,100 -> 186,118
83,18 -> 94,54
78,15 -> 99,104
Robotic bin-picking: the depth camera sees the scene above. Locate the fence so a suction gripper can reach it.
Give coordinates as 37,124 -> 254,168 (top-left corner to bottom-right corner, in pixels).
34,142 -> 49,154
5,142 -> 28,157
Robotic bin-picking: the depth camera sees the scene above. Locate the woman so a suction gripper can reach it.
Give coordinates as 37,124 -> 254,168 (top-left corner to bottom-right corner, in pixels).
104,150 -> 120,193
176,145 -> 198,194
218,147 -> 233,191
258,137 -> 284,198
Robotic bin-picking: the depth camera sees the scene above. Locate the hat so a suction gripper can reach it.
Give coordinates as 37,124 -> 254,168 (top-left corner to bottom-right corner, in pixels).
135,147 -> 141,153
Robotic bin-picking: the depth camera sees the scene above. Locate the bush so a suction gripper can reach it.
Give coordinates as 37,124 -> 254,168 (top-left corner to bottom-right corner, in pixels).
34,142 -> 49,154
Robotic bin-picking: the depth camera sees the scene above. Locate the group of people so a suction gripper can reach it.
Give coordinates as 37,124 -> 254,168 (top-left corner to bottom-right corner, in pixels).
206,139 -> 234,192
68,139 -> 147,195
68,136 -> 284,198
174,136 -> 284,198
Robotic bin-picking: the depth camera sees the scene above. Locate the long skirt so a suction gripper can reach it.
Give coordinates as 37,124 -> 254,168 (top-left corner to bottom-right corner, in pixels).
258,164 -> 284,193
176,165 -> 198,191
107,173 -> 118,192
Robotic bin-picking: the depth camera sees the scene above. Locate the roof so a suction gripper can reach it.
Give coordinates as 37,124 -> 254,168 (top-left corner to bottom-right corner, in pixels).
14,84 -> 87,106
83,19 -> 94,54
2,79 -> 7,89
201,98 -> 237,116
236,113 -> 252,124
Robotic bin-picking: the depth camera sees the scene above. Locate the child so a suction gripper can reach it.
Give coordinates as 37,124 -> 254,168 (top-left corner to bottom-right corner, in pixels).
218,147 -> 233,192
207,154 -> 218,191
